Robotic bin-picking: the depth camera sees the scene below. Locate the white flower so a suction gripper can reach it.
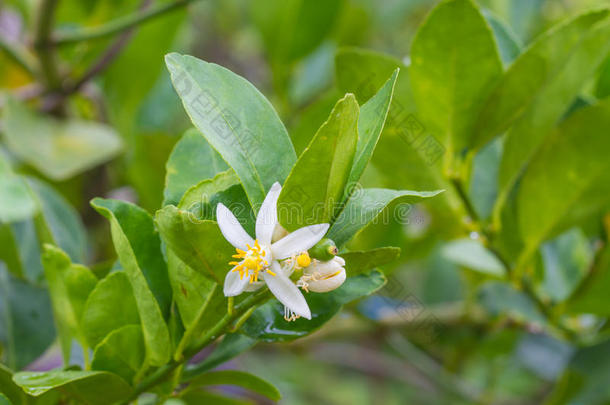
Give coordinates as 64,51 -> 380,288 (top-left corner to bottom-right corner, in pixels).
216,182 -> 329,320
297,256 -> 346,293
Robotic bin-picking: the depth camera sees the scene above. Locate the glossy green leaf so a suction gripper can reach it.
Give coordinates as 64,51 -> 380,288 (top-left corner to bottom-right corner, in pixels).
91,325 -> 145,384
91,198 -> 171,366
347,69 -> 398,186
0,364 -> 26,405
410,0 -> 502,159
334,48 -> 463,234
186,370 -> 281,401
328,188 -> 443,247
81,272 -> 140,349
341,247 -> 401,276
155,205 -> 234,283
595,55 -> 610,99
473,9 -> 610,150
278,93 -> 359,230
241,269 -> 386,342
2,98 -> 122,181
516,100 -> 610,262
0,264 -> 55,370
163,128 -> 229,206
13,370 -> 132,403
180,389 -> 250,405
165,53 -> 297,207
183,334 -> 257,379
498,15 -> 610,202
41,245 -> 97,364
442,238 -> 506,277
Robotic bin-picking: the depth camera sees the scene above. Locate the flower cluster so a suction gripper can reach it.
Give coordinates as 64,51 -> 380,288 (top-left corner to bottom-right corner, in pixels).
216,182 -> 346,321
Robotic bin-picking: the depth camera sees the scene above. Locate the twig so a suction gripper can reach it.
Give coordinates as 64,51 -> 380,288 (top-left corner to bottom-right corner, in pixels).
53,0 -> 201,45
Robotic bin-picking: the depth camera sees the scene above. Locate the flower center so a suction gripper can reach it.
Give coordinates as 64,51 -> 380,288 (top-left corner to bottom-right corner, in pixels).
296,252 -> 311,268
229,240 -> 273,283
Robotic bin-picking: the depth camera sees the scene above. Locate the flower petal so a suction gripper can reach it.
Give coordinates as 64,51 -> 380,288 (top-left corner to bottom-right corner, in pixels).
223,267 -> 250,296
271,223 -> 329,259
266,261 -> 311,319
256,182 -> 281,245
216,203 -> 254,250
305,269 -> 346,293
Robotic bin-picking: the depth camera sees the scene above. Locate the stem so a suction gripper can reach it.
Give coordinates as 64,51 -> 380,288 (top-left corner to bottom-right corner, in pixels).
122,289 -> 270,403
33,0 -> 61,89
450,178 -> 479,224
0,36 -> 37,76
53,0 -> 201,45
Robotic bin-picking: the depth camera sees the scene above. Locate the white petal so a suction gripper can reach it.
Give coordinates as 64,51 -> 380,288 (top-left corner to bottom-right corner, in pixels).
304,257 -> 343,277
306,269 -> 346,293
266,261 -> 311,319
243,281 -> 265,292
216,203 -> 254,250
256,182 -> 281,245
271,223 -> 329,259
223,267 -> 250,296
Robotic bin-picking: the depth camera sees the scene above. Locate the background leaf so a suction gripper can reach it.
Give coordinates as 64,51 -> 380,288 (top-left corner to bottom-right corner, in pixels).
91,325 -> 145,384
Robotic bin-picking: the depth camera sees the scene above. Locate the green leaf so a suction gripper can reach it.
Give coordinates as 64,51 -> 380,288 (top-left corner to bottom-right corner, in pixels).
595,55 -> 610,99
2,98 -> 122,181
498,15 -> 610,203
334,48 -> 463,234
567,244 -> 610,316
41,245 -> 97,364
441,238 -> 506,277
278,93 -> 359,230
469,137 -> 502,220
186,370 -> 281,401
0,364 -> 26,405
27,177 -> 88,264
328,188 -> 443,247
538,229 -> 592,303
13,370 -> 132,404
483,10 -> 521,66
91,198 -> 171,366
410,0 -> 502,160
0,224 -> 25,279
347,69 -> 399,186
163,128 -> 229,206
250,0 -> 342,63
516,100 -> 610,262
179,390 -> 250,405
478,282 -> 545,325
91,325 -> 145,384
241,269 -> 386,342
341,247 -> 401,276
165,53 -> 297,207
183,333 -> 257,379
81,272 -> 140,349
0,394 -> 11,405
0,173 -> 37,223
545,339 -> 610,405
155,205 -> 234,283
473,9 -> 610,150
0,264 -> 55,370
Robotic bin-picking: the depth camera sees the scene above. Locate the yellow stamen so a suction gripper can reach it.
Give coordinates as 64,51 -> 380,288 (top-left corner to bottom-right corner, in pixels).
228,240 -> 269,284
296,252 -> 311,268
266,269 -> 276,276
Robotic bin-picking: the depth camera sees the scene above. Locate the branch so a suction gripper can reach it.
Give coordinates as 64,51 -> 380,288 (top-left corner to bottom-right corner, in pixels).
121,289 -> 271,403
53,0 -> 201,45
33,0 -> 61,89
